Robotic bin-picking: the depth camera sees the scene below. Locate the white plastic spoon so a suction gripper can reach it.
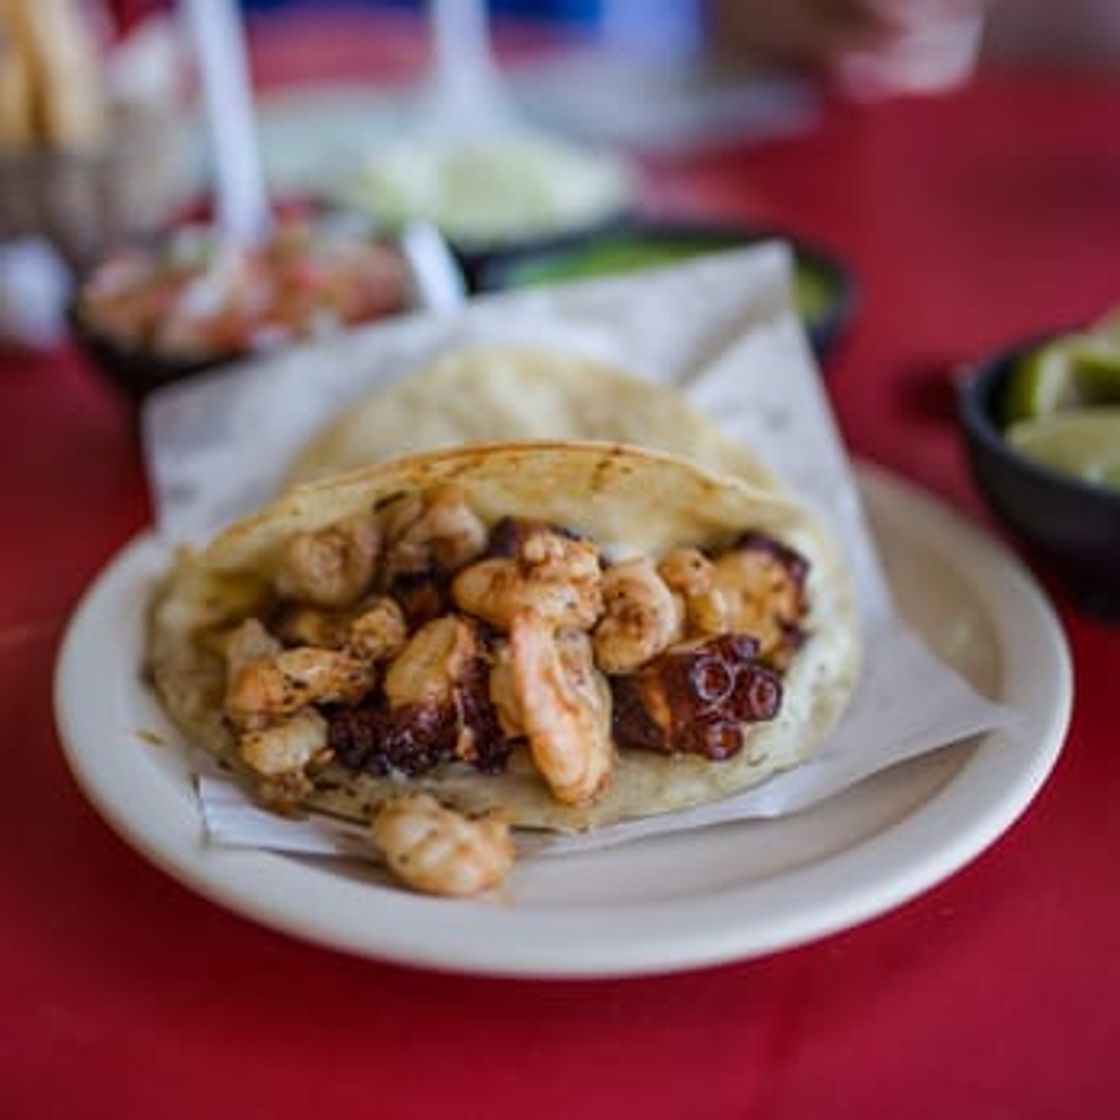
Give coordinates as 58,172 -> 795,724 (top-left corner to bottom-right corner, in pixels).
181,0 -> 271,244
416,0 -> 521,141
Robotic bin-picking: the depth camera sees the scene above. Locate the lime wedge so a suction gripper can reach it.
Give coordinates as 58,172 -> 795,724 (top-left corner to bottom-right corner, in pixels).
1004,333 -> 1120,423
1004,339 -> 1088,423
1069,336 -> 1120,398
1006,407 -> 1120,491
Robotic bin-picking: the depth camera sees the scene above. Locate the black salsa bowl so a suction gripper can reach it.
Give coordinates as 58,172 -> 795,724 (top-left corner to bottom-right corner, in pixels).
464,217 -> 857,363
69,300 -> 226,401
69,216 -> 417,402
958,334 -> 1120,621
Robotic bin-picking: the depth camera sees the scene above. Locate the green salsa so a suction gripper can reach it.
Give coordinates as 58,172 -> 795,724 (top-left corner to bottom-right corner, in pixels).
502,236 -> 836,327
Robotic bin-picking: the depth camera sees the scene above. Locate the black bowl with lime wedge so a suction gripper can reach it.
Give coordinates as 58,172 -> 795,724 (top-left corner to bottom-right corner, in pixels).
960,327 -> 1120,620
468,219 -> 856,363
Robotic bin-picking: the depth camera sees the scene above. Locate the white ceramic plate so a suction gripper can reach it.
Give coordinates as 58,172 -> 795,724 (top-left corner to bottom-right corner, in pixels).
54,466 -> 1071,978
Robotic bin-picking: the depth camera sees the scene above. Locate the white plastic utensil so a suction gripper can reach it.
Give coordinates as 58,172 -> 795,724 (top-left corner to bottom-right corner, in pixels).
181,0 -> 271,243
417,0 -> 521,140
397,220 -> 468,312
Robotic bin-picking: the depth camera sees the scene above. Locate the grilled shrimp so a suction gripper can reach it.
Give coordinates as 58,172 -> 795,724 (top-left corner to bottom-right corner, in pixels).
510,613 -> 613,805
452,529 -> 602,631
272,596 -> 407,662
239,708 -> 329,777
238,708 -> 330,809
592,558 -> 683,673
380,485 -> 487,583
709,539 -> 807,668
383,614 -> 480,709
487,640 -> 522,738
371,793 -> 514,897
219,619 -> 283,723
347,597 -> 408,662
226,647 -> 375,730
220,618 -> 283,675
658,547 -> 729,636
274,511 -> 381,609
659,541 -> 808,666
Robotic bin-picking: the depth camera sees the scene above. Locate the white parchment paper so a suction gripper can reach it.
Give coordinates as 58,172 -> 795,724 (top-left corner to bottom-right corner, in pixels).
142,242 -> 1012,858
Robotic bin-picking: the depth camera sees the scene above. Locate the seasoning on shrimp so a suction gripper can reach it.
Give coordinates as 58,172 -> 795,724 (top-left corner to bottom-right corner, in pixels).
592,557 -> 682,673
371,793 -> 514,897
451,526 -> 603,630
510,614 -> 614,805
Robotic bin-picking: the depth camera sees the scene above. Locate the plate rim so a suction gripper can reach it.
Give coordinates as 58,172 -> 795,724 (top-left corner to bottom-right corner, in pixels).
53,464 -> 1072,978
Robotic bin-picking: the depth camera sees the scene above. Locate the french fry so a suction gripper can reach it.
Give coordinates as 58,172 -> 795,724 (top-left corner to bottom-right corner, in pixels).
1,0 -> 107,149
0,13 -> 35,150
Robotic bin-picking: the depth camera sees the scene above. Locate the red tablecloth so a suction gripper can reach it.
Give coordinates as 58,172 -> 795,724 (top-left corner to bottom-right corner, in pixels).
5,13 -> 1119,1118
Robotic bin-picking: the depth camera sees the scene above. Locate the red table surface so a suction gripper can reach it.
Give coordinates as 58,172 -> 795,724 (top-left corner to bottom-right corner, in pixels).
5,13 -> 1120,1118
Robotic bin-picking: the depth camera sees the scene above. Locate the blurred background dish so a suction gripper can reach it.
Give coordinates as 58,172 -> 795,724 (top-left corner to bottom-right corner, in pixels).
70,213 -> 419,399
0,4 -> 181,268
0,109 -> 179,269
340,0 -> 636,251
959,321 -> 1120,621
345,130 -> 634,253
469,217 -> 855,361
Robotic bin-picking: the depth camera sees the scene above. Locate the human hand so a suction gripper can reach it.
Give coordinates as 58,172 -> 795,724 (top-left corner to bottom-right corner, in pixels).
709,0 -> 986,98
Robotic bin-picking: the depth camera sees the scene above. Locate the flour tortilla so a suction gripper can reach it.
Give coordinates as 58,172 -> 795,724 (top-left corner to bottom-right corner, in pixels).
288,346 -> 780,493
150,440 -> 859,832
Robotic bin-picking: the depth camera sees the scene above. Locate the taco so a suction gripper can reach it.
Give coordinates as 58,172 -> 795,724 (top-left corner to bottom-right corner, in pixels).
287,346 -> 780,493
149,441 -> 858,890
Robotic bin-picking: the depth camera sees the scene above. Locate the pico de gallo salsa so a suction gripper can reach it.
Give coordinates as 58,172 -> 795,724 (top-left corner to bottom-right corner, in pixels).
76,219 -> 410,361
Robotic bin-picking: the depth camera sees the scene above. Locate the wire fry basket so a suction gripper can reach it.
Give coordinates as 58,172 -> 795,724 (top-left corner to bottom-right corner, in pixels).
0,103 -> 180,267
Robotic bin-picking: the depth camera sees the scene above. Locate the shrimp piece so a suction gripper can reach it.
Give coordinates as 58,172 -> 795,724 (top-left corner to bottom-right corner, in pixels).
420,487 -> 489,570
592,558 -> 683,674
226,647 -> 375,730
383,614 -> 480,709
371,793 -> 514,898
273,604 -> 353,649
347,597 -> 408,662
380,485 -> 487,583
274,511 -> 381,609
238,709 -> 330,810
710,537 -> 808,669
660,539 -> 808,667
510,613 -> 613,805
488,640 -> 523,738
218,619 -> 283,720
658,547 -> 729,637
380,615 -> 505,772
271,596 -> 408,662
452,530 -> 603,631
219,618 -> 283,675
239,708 -> 329,777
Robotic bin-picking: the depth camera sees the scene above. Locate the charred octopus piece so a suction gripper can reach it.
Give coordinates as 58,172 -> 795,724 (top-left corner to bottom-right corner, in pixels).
327,702 -> 451,777
327,616 -> 509,778
385,568 -> 452,629
611,634 -> 782,761
484,518 -> 581,559
326,679 -> 510,778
